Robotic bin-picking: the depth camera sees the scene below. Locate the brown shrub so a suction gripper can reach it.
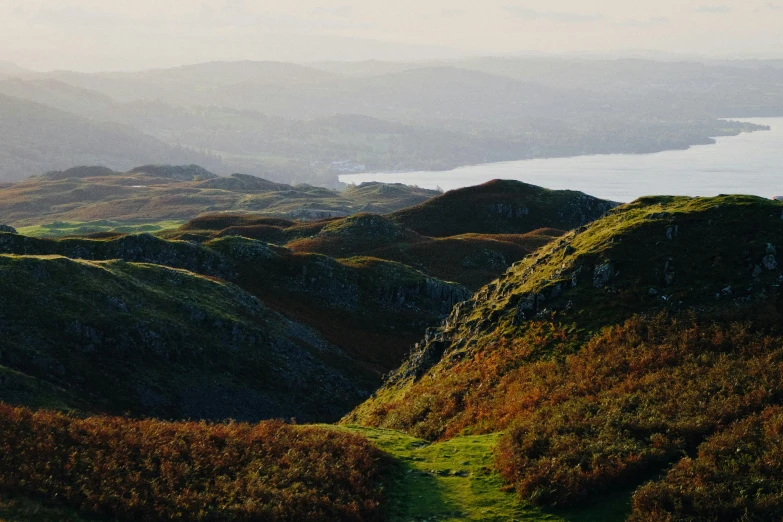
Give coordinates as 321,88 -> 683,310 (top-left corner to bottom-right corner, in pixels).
0,405 -> 388,521
630,405 -> 783,521
495,313 -> 783,506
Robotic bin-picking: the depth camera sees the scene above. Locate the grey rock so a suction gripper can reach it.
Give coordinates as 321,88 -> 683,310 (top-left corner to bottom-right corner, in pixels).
763,254 -> 778,271
767,243 -> 777,255
593,262 -> 615,288
0,225 -> 17,234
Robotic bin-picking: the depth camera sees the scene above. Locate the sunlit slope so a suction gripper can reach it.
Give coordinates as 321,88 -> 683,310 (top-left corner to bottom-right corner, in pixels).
347,195 -> 783,519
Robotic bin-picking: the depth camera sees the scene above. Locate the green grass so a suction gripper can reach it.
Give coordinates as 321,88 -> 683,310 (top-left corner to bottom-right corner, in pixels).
0,366 -> 84,413
0,494 -> 89,522
17,220 -> 184,238
337,426 -> 630,522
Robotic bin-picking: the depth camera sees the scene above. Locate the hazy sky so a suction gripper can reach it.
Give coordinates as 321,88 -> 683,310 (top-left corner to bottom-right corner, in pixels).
1,0 -> 782,71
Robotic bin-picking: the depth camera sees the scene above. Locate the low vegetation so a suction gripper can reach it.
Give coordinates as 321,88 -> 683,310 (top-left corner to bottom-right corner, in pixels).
346,194 -> 783,519
0,166 -> 438,228
339,426 -> 630,522
0,404 -> 388,521
17,219 -> 183,238
387,179 -> 616,237
0,253 -> 374,422
630,405 -> 783,521
496,312 -> 783,507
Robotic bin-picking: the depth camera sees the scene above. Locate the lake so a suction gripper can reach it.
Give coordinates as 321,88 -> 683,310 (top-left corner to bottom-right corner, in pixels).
340,117 -> 783,203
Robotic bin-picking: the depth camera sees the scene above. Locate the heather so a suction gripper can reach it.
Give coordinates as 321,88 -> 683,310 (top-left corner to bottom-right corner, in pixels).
0,404 -> 387,521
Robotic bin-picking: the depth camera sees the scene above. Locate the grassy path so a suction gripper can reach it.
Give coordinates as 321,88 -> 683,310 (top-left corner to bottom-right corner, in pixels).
339,425 -> 631,522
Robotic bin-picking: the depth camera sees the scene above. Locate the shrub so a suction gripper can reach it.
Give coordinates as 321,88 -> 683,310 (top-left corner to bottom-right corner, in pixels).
495,313 -> 783,507
0,405 -> 388,521
630,406 -> 783,521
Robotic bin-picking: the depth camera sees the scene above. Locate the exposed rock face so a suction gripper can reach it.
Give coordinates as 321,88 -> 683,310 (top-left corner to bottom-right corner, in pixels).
288,209 -> 350,220
593,262 -> 615,288
212,236 -> 469,317
0,225 -> 16,234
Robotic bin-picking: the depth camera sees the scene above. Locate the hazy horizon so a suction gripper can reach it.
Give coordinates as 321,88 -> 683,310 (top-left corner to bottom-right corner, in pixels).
2,1 -> 783,72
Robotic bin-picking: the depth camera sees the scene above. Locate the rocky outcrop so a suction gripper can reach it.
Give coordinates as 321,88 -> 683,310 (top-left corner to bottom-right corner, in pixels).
0,233 -> 233,278
0,224 -> 16,234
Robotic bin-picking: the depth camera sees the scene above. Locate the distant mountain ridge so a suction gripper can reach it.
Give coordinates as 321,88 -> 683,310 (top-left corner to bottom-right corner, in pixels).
0,94 -> 221,181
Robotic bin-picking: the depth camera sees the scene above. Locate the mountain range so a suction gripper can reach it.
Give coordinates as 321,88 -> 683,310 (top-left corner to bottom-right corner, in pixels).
0,57 -> 780,185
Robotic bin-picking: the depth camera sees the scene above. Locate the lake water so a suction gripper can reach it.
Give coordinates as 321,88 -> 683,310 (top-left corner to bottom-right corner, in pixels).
340,117 -> 783,203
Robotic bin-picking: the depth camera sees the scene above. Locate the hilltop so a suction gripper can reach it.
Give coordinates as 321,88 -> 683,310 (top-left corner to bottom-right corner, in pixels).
169,181 -> 613,289
0,167 -> 439,229
347,195 -> 783,519
388,179 -> 618,237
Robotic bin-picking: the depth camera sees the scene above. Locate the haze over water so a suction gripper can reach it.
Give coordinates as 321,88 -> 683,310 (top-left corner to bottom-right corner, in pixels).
341,117 -> 783,202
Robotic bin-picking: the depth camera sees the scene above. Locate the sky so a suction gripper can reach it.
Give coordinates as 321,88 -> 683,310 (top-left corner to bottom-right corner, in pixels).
1,0 -> 782,71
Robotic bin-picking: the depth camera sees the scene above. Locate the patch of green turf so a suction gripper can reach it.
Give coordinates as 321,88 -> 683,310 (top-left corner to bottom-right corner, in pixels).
0,494 -> 89,522
0,366 -> 84,413
17,220 -> 184,238
338,426 -> 630,522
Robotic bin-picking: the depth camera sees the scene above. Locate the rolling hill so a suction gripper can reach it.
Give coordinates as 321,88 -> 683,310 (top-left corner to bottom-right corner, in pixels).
0,226 -> 469,403
387,179 -> 618,237
347,194 -> 783,520
161,181 -> 614,289
0,166 -> 440,228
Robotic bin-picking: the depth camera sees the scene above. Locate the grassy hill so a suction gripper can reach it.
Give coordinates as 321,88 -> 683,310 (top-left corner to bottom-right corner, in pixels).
162,181 -> 610,289
388,179 -> 618,237
0,166 -> 439,229
0,251 -> 380,423
8,181 -> 783,519
347,195 -> 783,520
0,227 -> 468,388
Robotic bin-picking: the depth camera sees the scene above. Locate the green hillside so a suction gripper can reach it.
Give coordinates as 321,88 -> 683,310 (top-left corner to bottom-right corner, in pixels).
347,195 -> 783,520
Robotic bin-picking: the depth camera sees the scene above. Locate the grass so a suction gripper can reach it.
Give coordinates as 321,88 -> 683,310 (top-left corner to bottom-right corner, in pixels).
17,220 -> 184,238
336,426 -> 629,522
0,253 -> 371,423
0,494 -> 88,522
